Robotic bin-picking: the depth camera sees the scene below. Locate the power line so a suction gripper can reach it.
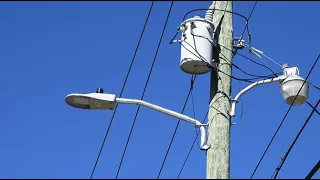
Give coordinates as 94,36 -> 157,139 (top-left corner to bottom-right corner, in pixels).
89,2 -> 155,178
272,98 -> 320,179
250,54 -> 320,179
115,2 -> 174,178
177,110 -> 209,178
177,73 -> 233,178
157,75 -> 196,179
177,67 -> 233,178
309,81 -> 320,91
179,39 -> 276,83
183,8 -> 249,26
187,32 -> 280,79
170,7 -> 251,46
219,52 -> 281,79
218,43 -> 279,78
305,160 -> 320,179
233,1 -> 257,58
157,4 -> 255,177
306,101 -> 320,116
182,31 -> 280,78
240,1 -> 257,40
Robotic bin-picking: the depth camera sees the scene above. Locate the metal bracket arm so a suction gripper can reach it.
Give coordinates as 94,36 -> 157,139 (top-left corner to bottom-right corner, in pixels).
116,98 -> 210,150
229,76 -> 286,117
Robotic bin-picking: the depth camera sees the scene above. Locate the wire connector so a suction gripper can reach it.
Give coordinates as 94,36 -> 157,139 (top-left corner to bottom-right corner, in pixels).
233,37 -> 245,49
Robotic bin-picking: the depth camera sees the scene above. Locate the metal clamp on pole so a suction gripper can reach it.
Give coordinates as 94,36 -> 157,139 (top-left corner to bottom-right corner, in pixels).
233,37 -> 245,49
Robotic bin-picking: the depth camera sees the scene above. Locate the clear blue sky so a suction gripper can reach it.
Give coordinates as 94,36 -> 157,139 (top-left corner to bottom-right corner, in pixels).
0,1 -> 319,179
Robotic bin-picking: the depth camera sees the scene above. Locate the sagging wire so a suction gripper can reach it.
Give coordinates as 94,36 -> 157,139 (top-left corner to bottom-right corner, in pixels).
177,36 -> 280,83
157,75 -> 197,179
170,7 -> 251,46
190,75 -> 200,146
179,41 -> 253,83
233,1 -> 258,57
177,109 -> 210,178
174,23 -> 281,79
218,43 -> 280,77
189,31 -> 279,80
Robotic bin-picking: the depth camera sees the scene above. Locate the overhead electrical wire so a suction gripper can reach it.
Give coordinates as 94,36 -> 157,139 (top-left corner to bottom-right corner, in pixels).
179,38 -> 279,83
178,76 -> 235,178
177,110 -> 209,178
271,98 -> 320,179
115,1 -> 174,178
188,31 -> 280,79
305,160 -> 320,179
185,42 -> 259,83
309,81 -> 320,91
170,2 -> 270,81
182,8 -> 249,30
250,54 -> 320,179
219,52 -> 280,79
157,75 -> 197,179
233,1 -> 257,58
240,1 -> 257,42
190,81 -> 200,146
306,101 -> 320,116
175,26 -> 280,79
89,2 -> 155,179
158,4 -> 249,176
218,43 -> 279,77
163,13 -> 281,175
170,3 -> 314,179
170,7 -> 251,46
170,4 -> 279,81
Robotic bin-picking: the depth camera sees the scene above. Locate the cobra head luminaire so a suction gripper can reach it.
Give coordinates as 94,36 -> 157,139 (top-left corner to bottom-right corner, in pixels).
65,88 -> 116,110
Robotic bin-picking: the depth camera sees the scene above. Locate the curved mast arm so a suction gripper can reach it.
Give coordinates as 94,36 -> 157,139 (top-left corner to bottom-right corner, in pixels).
115,98 -> 210,150
230,76 -> 286,117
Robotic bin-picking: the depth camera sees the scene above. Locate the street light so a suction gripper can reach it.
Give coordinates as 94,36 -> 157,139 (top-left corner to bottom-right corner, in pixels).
230,64 -> 309,117
65,88 -> 210,150
65,64 -> 307,150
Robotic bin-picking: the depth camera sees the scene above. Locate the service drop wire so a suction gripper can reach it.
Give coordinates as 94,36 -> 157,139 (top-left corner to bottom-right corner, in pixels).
189,32 -> 279,79
171,27 -> 280,81
170,7 -> 251,46
233,1 -> 257,58
178,36 -> 279,83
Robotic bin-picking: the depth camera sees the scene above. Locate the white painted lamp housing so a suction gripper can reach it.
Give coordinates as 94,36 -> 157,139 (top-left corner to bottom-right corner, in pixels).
280,65 -> 308,105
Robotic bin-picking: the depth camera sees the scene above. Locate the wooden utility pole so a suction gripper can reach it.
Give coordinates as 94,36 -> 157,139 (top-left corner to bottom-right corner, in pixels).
207,1 -> 233,179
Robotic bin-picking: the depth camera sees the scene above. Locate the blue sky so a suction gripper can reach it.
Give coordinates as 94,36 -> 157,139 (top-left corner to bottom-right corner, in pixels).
0,1 -> 319,179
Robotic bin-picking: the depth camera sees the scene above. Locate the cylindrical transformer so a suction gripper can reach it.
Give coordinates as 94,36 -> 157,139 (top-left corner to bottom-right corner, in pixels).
179,16 -> 215,75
